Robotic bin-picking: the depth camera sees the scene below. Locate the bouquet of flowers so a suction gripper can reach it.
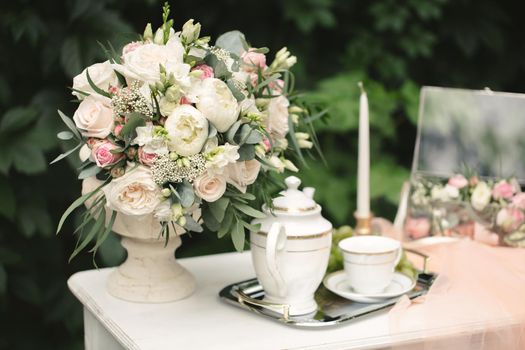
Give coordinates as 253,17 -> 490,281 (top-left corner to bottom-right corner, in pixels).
408,173 -> 525,241
54,4 -> 322,259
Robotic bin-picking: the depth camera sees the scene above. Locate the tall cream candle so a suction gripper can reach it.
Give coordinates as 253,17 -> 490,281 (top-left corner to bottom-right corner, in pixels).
356,82 -> 370,217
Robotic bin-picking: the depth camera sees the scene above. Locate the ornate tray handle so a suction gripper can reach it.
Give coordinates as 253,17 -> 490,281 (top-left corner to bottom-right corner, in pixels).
233,287 -> 291,320
403,247 -> 430,273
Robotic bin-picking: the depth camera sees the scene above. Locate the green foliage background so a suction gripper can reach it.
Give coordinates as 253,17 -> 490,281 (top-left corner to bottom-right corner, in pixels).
1,0 -> 524,348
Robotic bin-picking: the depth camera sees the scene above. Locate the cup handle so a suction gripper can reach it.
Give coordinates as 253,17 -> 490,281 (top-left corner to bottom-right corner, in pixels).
265,222 -> 287,297
394,246 -> 403,270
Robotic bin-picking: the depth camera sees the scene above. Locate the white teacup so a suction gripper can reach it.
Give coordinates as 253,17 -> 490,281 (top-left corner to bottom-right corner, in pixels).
338,236 -> 402,294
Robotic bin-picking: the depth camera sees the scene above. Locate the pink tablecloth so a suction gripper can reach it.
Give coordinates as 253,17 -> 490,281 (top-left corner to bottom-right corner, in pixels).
389,240 -> 525,349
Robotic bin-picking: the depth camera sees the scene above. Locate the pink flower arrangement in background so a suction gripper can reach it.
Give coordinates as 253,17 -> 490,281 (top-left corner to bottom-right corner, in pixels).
492,180 -> 515,200
448,174 -> 468,189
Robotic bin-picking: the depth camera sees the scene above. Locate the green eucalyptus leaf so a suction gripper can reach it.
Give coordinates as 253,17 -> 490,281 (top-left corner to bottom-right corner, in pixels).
233,202 -> 266,218
231,219 -> 246,251
226,79 -> 246,102
50,143 -> 81,165
58,110 -> 82,140
218,209 -> 233,238
237,144 -> 255,161
202,207 -> 220,231
120,113 -> 147,140
215,30 -> 247,56
179,181 -> 195,208
184,215 -> 203,233
226,120 -> 241,144
78,164 -> 101,179
86,69 -> 111,98
57,131 -> 74,140
209,197 -> 229,222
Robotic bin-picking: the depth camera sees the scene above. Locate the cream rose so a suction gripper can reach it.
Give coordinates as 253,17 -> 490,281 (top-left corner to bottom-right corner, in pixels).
73,95 -> 114,139
193,172 -> 227,202
266,95 -> 290,138
226,160 -> 261,193
471,182 -> 492,211
72,61 -> 119,99
102,166 -> 161,216
165,105 -> 209,156
196,78 -> 240,132
113,39 -> 188,84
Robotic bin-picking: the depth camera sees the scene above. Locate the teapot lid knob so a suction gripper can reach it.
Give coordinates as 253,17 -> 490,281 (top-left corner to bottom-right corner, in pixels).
285,176 -> 301,190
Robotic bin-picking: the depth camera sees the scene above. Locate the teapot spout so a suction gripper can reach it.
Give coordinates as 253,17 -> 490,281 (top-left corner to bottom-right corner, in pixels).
303,187 -> 315,199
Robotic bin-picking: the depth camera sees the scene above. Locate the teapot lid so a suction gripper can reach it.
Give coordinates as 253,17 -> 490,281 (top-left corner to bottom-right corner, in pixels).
272,176 -> 317,213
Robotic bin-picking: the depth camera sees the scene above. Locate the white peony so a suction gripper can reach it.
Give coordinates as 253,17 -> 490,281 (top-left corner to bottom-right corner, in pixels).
265,95 -> 290,138
132,124 -> 169,155
72,95 -> 114,139
165,105 -> 208,156
196,78 -> 240,132
72,61 -> 118,99
471,182 -> 492,211
226,160 -> 261,193
205,143 -> 240,174
193,172 -> 227,202
113,39 -> 189,84
103,165 -> 161,216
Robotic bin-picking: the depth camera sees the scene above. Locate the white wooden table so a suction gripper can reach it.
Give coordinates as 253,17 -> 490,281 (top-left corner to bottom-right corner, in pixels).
68,251 -> 517,350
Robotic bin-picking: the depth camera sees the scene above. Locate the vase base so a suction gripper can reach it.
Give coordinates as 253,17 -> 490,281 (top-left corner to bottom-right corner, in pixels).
107,264 -> 196,303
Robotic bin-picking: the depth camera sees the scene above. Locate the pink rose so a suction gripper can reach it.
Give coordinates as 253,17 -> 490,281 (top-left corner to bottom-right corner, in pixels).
496,207 -> 525,232
241,49 -> 266,72
138,147 -> 157,166
179,96 -> 191,105
114,124 -> 123,137
492,180 -> 515,200
448,174 -> 468,189
191,64 -> 214,80
92,141 -> 124,168
122,41 -> 143,56
405,217 -> 431,239
512,193 -> 525,210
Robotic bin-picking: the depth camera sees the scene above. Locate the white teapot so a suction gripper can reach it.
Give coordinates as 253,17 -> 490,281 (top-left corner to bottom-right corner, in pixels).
251,176 -> 332,315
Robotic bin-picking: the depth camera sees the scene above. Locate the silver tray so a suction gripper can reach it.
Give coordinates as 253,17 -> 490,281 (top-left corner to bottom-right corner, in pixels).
219,249 -> 437,328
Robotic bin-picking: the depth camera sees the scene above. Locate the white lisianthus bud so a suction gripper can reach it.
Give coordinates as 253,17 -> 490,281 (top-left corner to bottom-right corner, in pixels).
177,216 -> 187,227
255,145 -> 266,158
297,139 -> 313,149
172,203 -> 184,219
268,156 -> 285,173
165,85 -> 182,102
143,23 -> 153,42
182,157 -> 191,167
255,98 -> 270,109
161,188 -> 171,197
283,159 -> 299,172
285,56 -> 297,69
295,132 -> 310,141
181,19 -> 201,43
153,28 -> 164,45
169,152 -> 179,160
288,106 -> 304,114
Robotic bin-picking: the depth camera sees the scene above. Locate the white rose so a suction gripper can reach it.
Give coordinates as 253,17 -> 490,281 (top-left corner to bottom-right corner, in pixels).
102,165 -> 161,216
444,184 -> 459,199
471,182 -> 492,211
430,186 -> 449,202
165,105 -> 208,156
193,172 -> 227,202
205,143 -> 240,174
226,160 -> 261,193
113,40 -> 188,84
265,95 -> 290,138
196,78 -> 240,132
72,95 -> 114,139
72,61 -> 118,99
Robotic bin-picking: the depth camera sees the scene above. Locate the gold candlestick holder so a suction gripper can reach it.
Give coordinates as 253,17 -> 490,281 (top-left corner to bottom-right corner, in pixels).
354,212 -> 373,236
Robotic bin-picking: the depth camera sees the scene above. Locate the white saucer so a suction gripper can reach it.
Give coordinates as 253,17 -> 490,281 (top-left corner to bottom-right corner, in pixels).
323,270 -> 416,303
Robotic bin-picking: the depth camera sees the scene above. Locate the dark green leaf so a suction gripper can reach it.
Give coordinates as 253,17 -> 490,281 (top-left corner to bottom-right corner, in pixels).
14,143 -> 47,174
218,209 -> 233,238
238,144 -> 255,161
86,68 -> 111,98
90,210 -> 117,253
0,264 -> 6,294
202,207 -> 220,231
120,113 -> 146,140
226,120 -> 241,144
0,176 -> 15,220
69,209 -> 105,262
0,107 -> 38,133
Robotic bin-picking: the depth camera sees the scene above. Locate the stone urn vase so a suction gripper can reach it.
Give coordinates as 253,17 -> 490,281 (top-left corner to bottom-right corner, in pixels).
82,177 -> 196,303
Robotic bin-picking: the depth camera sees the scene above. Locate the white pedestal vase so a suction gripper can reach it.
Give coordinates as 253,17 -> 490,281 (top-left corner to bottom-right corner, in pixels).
82,177 -> 196,303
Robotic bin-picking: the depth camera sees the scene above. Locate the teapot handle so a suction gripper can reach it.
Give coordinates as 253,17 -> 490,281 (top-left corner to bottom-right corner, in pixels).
266,222 -> 287,297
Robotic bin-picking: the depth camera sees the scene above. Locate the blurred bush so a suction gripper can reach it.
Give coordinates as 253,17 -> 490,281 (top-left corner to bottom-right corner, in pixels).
1,0 -> 525,348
